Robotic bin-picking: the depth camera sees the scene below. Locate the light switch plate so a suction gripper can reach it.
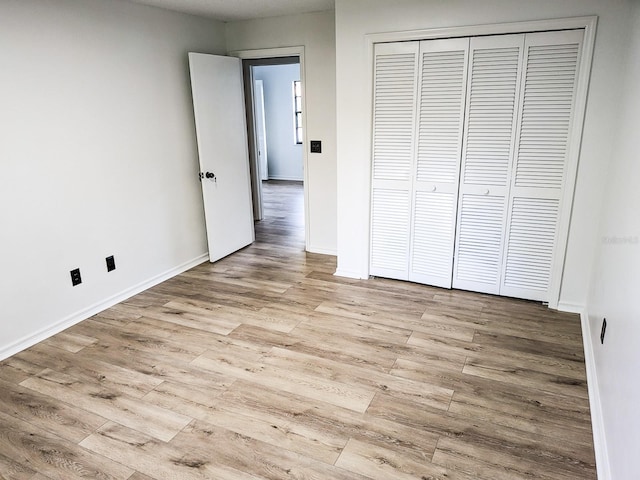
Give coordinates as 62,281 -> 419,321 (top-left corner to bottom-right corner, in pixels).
310,140 -> 322,153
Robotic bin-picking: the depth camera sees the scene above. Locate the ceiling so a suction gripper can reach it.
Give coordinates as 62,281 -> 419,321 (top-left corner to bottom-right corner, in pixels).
125,0 -> 335,22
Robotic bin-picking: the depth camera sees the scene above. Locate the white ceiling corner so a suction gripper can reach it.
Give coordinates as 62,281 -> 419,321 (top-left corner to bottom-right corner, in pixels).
124,0 -> 335,22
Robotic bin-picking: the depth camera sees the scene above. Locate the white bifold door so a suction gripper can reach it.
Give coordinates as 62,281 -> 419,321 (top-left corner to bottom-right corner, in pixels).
370,29 -> 584,302
452,34 -> 525,295
500,30 -> 583,301
370,38 -> 470,288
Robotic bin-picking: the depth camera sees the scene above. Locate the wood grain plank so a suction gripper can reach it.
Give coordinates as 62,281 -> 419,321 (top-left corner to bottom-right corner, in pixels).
262,347 -> 453,411
368,393 -> 595,475
144,303 -> 241,335
172,419 -> 371,480
462,357 -> 589,399
143,381 -> 345,464
220,380 -> 440,466
20,369 -> 192,442
0,451 -> 37,480
192,347 -> 377,413
0,378 -> 107,444
432,435 -> 596,480
336,438 -> 475,480
0,411 -> 133,480
16,343 -> 165,399
41,331 -> 97,353
80,422 -> 264,480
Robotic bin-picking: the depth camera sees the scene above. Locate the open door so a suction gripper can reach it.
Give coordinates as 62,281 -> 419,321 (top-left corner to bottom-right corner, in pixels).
254,79 -> 269,181
188,53 -> 255,262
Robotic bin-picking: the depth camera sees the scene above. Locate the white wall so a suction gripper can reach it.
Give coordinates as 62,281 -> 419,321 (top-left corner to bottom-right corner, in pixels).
0,0 -> 226,358
226,11 -> 337,255
334,0 -> 629,306
253,64 -> 303,181
586,2 -> 640,478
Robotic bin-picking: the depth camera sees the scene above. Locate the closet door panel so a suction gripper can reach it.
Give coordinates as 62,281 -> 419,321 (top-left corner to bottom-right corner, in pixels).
371,187 -> 412,277
455,192 -> 506,287
501,30 -> 583,301
409,38 -> 469,288
370,42 -> 419,280
453,34 -> 525,295
502,194 -> 560,299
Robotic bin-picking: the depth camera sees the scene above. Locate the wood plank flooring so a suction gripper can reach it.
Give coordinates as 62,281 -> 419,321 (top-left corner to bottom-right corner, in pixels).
0,180 -> 597,479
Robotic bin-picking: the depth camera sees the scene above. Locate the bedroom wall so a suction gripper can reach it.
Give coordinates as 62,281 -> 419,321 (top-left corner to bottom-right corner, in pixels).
0,0 -> 226,358
226,10 -> 337,255
585,1 -> 640,477
253,64 -> 303,181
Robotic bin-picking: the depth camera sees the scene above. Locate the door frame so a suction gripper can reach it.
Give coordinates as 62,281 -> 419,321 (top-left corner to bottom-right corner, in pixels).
230,46 -> 309,251
253,79 -> 268,182
363,16 -> 597,310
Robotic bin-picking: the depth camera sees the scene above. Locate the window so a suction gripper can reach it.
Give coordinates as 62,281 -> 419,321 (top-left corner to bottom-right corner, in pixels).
293,80 -> 303,144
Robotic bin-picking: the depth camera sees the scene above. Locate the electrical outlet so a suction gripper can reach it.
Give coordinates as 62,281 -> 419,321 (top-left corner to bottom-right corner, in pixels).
600,318 -> 607,344
106,255 -> 116,272
70,268 -> 82,286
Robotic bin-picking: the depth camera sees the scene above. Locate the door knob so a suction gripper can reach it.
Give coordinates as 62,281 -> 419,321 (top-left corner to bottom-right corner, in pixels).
484,189 -> 490,195
199,172 -> 216,183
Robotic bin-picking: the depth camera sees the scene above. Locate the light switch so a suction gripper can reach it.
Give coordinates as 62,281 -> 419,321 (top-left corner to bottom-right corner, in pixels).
310,140 -> 322,153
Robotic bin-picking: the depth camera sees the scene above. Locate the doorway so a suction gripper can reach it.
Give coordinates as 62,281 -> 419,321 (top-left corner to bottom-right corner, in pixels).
240,52 -> 307,249
253,63 -> 303,183
256,180 -> 304,248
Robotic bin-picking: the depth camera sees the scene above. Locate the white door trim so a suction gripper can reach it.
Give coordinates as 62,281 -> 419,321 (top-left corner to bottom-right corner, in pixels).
229,46 -> 309,252
363,16 -> 597,309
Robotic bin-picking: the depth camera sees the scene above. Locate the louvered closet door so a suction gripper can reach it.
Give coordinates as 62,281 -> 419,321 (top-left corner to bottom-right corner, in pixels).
370,42 -> 419,280
409,38 -> 469,288
452,34 -> 525,295
500,30 -> 583,301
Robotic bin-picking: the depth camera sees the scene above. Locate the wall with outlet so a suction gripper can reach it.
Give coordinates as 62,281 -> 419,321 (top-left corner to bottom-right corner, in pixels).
586,1 -> 640,477
0,0 -> 225,358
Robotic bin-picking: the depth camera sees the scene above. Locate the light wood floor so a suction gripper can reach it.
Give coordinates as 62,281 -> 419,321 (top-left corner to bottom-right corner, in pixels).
0,180 -> 596,479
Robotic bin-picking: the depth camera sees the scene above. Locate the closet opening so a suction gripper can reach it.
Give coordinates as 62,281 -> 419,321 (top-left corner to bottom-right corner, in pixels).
367,18 -> 596,307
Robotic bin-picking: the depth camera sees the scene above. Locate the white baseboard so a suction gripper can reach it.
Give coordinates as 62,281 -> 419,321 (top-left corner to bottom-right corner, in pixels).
306,245 -> 337,256
333,268 -> 366,279
557,302 -> 585,314
266,176 -> 304,182
580,309 -> 611,480
0,253 -> 209,361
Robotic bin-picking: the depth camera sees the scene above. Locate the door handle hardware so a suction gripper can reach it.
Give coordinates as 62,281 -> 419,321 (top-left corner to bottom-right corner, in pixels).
205,172 -> 217,183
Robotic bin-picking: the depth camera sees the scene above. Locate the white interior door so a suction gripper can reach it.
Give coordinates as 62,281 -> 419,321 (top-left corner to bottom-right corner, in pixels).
408,37 -> 470,288
188,52 -> 255,262
253,79 -> 269,181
